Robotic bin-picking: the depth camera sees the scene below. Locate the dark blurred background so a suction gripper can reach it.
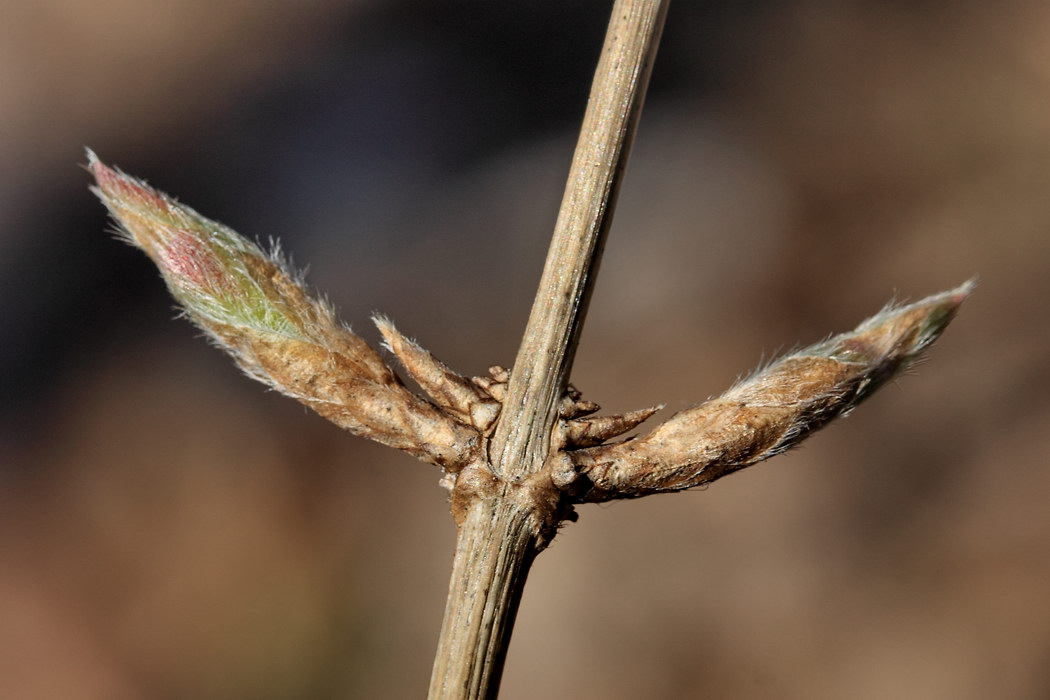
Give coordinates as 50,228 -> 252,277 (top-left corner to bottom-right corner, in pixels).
2,1 -> 1048,698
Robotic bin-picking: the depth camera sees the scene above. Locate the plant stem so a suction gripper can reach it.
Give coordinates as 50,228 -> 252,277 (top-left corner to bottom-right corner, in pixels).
428,2 -> 668,698
488,0 -> 669,479
428,500 -> 536,699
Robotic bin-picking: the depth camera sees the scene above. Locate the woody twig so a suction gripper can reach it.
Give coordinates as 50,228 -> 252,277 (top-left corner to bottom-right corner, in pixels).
89,1 -> 970,697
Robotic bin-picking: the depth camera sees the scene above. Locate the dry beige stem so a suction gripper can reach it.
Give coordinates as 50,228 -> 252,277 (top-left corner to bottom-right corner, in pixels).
89,151 -> 479,471
88,0 -> 970,694
557,282 -> 974,501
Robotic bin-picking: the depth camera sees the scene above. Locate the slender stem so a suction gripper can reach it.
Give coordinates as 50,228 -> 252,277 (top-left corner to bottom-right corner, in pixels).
428,500 -> 536,699
489,0 -> 669,479
429,2 -> 668,698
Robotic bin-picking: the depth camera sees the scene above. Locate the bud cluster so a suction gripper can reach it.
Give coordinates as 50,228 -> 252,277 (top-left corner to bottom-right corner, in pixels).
90,151 -> 969,505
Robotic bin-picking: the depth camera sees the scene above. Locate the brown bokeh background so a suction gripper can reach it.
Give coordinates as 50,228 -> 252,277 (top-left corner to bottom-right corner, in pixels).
3,1 -> 1048,698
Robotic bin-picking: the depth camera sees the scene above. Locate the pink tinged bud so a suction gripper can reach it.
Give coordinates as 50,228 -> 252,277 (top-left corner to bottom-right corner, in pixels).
88,150 -> 171,218
88,150 -> 300,337
88,150 -> 480,472
159,230 -> 232,294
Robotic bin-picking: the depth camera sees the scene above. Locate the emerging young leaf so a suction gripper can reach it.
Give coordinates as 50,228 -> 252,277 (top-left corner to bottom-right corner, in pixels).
89,150 -> 480,471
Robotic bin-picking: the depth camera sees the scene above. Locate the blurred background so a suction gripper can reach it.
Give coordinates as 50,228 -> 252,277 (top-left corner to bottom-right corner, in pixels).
2,0 -> 1048,698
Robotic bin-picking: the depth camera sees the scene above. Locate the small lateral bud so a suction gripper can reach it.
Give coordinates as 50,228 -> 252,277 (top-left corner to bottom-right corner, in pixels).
564,406 -> 662,448
374,316 -> 502,432
89,151 -> 479,471
560,396 -> 601,419
471,374 -> 508,402
564,282 -> 972,501
472,375 -> 497,391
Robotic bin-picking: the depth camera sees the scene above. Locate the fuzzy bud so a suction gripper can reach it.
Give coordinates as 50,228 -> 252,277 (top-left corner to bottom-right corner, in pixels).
374,316 -> 502,432
89,151 -> 479,470
563,406 -> 662,448
562,282 -> 973,501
